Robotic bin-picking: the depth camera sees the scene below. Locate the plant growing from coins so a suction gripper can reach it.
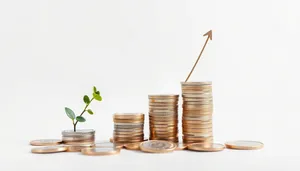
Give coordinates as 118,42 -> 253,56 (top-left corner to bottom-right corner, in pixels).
64,86 -> 102,132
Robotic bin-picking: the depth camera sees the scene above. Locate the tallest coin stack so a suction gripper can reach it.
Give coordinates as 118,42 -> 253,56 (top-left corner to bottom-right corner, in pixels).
181,82 -> 213,145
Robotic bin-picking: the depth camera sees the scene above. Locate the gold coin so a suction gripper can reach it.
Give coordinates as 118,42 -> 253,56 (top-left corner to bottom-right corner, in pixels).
66,144 -> 94,152
188,143 -> 224,152
183,128 -> 213,133
183,140 -> 213,144
81,147 -> 120,156
183,101 -> 213,105
95,141 -> 123,149
63,140 -> 95,145
113,119 -> 144,123
114,113 -> 144,118
183,136 -> 213,141
175,143 -> 188,150
31,146 -> 67,154
182,86 -> 212,90
149,106 -> 178,110
182,119 -> 212,124
182,98 -> 213,102
149,109 -> 178,113
149,102 -> 178,106
140,140 -> 177,153
149,113 -> 178,117
30,139 -> 62,146
183,108 -> 213,113
149,98 -> 178,103
225,140 -> 264,150
62,129 -> 95,136
124,142 -> 141,150
148,95 -> 179,99
181,81 -> 212,86
62,135 -> 94,141
183,112 -> 212,116
182,93 -> 212,98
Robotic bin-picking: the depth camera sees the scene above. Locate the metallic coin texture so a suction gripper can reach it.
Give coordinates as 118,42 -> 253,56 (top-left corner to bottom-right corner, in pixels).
31,146 -> 67,154
139,140 -> 176,153
30,139 -> 62,146
187,143 -> 225,152
225,140 -> 264,150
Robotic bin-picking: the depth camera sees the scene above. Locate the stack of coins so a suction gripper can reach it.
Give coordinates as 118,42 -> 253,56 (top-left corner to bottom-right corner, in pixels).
181,82 -> 213,145
113,113 -> 144,144
62,129 -> 95,145
148,95 -> 179,143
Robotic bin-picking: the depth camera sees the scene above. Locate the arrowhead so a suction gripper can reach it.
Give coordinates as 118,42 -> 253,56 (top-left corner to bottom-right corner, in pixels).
203,30 -> 212,40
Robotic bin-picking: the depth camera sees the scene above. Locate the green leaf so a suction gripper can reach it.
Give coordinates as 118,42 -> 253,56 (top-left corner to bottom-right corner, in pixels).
65,107 -> 75,120
95,91 -> 100,95
93,86 -> 97,93
87,109 -> 94,115
83,95 -> 90,104
76,116 -> 86,122
93,93 -> 102,101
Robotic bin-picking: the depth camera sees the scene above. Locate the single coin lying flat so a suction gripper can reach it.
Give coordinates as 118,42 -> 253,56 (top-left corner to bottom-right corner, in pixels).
225,140 -> 264,150
187,143 -> 225,152
139,140 -> 177,153
30,139 -> 62,146
31,146 -> 67,154
81,147 -> 120,156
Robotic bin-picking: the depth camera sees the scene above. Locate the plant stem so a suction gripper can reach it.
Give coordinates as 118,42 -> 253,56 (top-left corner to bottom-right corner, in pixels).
73,97 -> 94,132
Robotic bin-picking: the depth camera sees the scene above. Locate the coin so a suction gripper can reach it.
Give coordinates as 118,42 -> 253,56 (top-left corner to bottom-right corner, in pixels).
81,147 -> 120,156
149,106 -> 178,110
175,143 -> 188,150
31,146 -> 67,154
62,129 -> 95,136
182,93 -> 212,98
113,119 -> 144,123
182,128 -> 213,133
149,102 -> 178,106
182,98 -> 213,102
140,140 -> 177,153
149,99 -> 178,103
183,136 -> 213,141
225,140 -> 264,150
187,143 -> 224,152
114,113 -> 144,119
124,142 -> 141,150
30,139 -> 62,146
148,95 -> 179,99
66,144 -> 94,152
181,81 -> 212,86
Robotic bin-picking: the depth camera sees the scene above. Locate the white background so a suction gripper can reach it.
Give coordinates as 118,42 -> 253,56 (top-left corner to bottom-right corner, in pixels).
0,0 -> 299,170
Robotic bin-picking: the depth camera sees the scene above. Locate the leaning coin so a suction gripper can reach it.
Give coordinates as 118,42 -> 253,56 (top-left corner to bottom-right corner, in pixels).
139,140 -> 177,153
31,146 -> 67,154
225,140 -> 264,150
30,139 -> 62,146
81,147 -> 120,156
187,143 -> 225,152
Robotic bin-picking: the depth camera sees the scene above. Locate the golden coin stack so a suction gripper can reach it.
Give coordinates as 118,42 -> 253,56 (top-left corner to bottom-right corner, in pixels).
148,95 -> 179,143
113,113 -> 145,144
181,82 -> 213,145
62,129 -> 95,145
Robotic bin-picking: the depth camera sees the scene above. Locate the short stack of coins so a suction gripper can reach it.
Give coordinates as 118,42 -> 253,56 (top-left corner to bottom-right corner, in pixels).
181,82 -> 213,145
148,95 -> 179,143
62,129 -> 95,145
113,113 -> 145,144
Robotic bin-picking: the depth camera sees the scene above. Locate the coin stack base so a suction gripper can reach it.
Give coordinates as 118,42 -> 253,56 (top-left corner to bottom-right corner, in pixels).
148,95 -> 179,143
62,129 -> 95,148
181,82 -> 213,145
113,113 -> 145,144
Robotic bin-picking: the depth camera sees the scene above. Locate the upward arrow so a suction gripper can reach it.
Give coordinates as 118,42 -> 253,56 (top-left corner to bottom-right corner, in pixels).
185,30 -> 213,82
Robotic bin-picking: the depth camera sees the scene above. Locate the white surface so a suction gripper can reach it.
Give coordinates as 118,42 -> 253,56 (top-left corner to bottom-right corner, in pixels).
0,0 -> 299,170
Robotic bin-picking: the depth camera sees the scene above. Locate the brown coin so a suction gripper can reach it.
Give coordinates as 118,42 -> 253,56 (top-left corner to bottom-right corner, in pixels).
149,99 -> 178,103
140,140 -> 177,153
113,119 -> 144,123
149,105 -> 178,109
225,140 -> 264,150
66,144 -> 94,152
124,142 -> 141,150
149,109 -> 178,113
114,113 -> 144,118
30,139 -> 62,146
183,128 -> 213,133
183,136 -> 213,141
181,81 -> 212,86
149,102 -> 178,106
81,147 -> 120,156
148,95 -> 179,99
188,143 -> 224,152
31,146 -> 67,154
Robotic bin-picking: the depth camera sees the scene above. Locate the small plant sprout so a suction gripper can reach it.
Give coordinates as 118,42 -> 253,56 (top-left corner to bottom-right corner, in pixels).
64,86 -> 102,132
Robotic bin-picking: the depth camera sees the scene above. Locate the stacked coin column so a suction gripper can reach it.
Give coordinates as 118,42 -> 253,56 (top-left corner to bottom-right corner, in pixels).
181,82 -> 213,145
148,95 -> 179,143
62,129 -> 95,146
113,113 -> 144,144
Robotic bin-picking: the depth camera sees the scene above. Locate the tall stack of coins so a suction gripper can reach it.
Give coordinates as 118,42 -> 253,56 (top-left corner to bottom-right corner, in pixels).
62,129 -> 95,145
113,113 -> 144,144
181,82 -> 213,145
148,95 -> 179,143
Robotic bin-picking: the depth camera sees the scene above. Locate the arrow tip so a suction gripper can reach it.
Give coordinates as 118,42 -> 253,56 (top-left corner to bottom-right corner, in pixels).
203,30 -> 212,40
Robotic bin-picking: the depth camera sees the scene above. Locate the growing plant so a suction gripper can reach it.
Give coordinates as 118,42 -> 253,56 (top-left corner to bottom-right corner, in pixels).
64,86 -> 102,132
